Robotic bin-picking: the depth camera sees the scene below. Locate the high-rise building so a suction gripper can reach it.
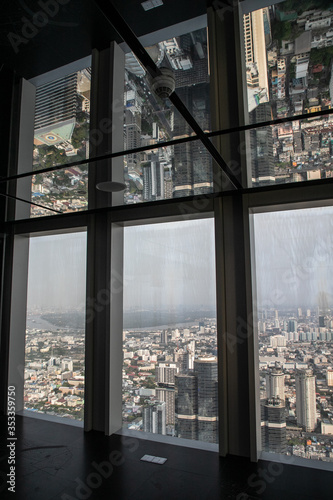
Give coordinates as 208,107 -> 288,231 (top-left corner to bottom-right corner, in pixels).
194,356 -> 218,443
143,401 -> 166,435
156,387 -> 175,425
243,8 -> 270,111
266,363 -> 285,402
156,363 -> 178,385
249,102 -> 275,184
160,330 -> 168,344
171,33 -> 212,198
124,108 -> 141,171
261,396 -> 287,454
327,368 -> 333,387
295,369 -> 317,432
142,153 -> 164,201
34,73 -> 78,145
288,319 -> 298,333
175,350 -> 189,373
319,316 -> 325,327
175,357 -> 218,443
175,374 -> 198,440
270,335 -> 286,348
156,363 -> 178,427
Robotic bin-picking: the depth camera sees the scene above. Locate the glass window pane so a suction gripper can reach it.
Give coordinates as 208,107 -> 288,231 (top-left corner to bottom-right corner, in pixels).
24,232 -> 87,421
242,2 -> 333,121
252,206 -> 333,465
123,23 -> 212,203
121,141 -> 213,204
240,3 -> 333,188
31,68 -> 91,217
122,219 -> 218,445
248,113 -> 333,186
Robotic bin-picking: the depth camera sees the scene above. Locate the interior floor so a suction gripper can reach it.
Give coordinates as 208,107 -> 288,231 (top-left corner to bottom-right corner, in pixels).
0,415 -> 332,499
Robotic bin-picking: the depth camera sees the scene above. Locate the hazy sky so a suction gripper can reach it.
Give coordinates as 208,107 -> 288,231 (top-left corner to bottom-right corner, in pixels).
253,206 -> 333,310
27,231 -> 87,312
27,219 -> 217,312
26,207 -> 333,313
123,219 -> 216,311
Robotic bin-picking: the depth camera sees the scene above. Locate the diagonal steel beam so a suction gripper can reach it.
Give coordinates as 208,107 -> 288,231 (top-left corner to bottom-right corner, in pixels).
93,0 -> 242,189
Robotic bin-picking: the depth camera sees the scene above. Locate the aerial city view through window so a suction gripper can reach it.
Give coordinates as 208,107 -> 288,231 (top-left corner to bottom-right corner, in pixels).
254,207 -> 333,462
245,1 -> 333,185
122,220 -> 218,444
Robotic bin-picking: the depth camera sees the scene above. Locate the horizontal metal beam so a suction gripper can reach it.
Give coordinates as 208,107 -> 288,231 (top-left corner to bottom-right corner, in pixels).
1,106 -> 332,185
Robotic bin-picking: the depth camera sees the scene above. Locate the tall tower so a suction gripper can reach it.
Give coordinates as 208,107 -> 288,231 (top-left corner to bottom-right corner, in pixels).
160,330 -> 168,344
261,396 -> 287,453
249,102 -> 274,184
193,356 -> 218,443
142,401 -> 166,435
327,368 -> 333,387
288,319 -> 298,332
266,363 -> 285,402
156,363 -> 178,385
175,374 -> 198,440
175,350 -> 189,373
34,73 -> 78,145
156,387 -> 175,426
295,369 -> 317,432
142,152 -> 164,201
156,363 -> 177,427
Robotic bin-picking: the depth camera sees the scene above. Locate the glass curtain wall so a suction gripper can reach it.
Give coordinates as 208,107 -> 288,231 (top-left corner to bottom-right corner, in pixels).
122,218 -> 218,445
24,231 -> 87,421
240,0 -> 333,186
30,68 -> 91,217
252,206 -> 333,464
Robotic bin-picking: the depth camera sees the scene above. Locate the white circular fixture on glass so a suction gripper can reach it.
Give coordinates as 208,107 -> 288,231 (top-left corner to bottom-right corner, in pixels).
96,181 -> 126,192
150,67 -> 175,99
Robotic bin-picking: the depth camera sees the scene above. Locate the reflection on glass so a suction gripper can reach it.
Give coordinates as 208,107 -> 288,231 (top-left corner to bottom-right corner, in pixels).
242,2 -> 333,186
31,164 -> 88,216
252,207 -> 333,462
24,232 -> 87,421
122,141 -> 212,204
124,25 -> 212,204
242,2 -> 333,119
248,114 -> 333,186
31,68 -> 91,217
122,219 -> 218,444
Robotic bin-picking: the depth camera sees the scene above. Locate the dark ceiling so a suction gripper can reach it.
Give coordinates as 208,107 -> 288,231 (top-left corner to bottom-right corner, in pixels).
0,0 -> 207,79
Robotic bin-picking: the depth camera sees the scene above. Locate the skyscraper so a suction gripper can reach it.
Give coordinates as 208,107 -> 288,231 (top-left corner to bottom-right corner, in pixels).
156,387 -> 175,426
175,350 -> 189,373
175,374 -> 198,440
194,356 -> 218,443
295,369 -> 317,432
266,363 -> 285,402
156,363 -> 178,385
156,363 -> 178,427
160,330 -> 168,344
288,319 -> 298,333
142,153 -> 164,201
142,401 -> 166,435
175,356 -> 218,443
171,29 -> 212,197
34,73 -> 78,145
261,396 -> 287,454
249,102 -> 275,184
